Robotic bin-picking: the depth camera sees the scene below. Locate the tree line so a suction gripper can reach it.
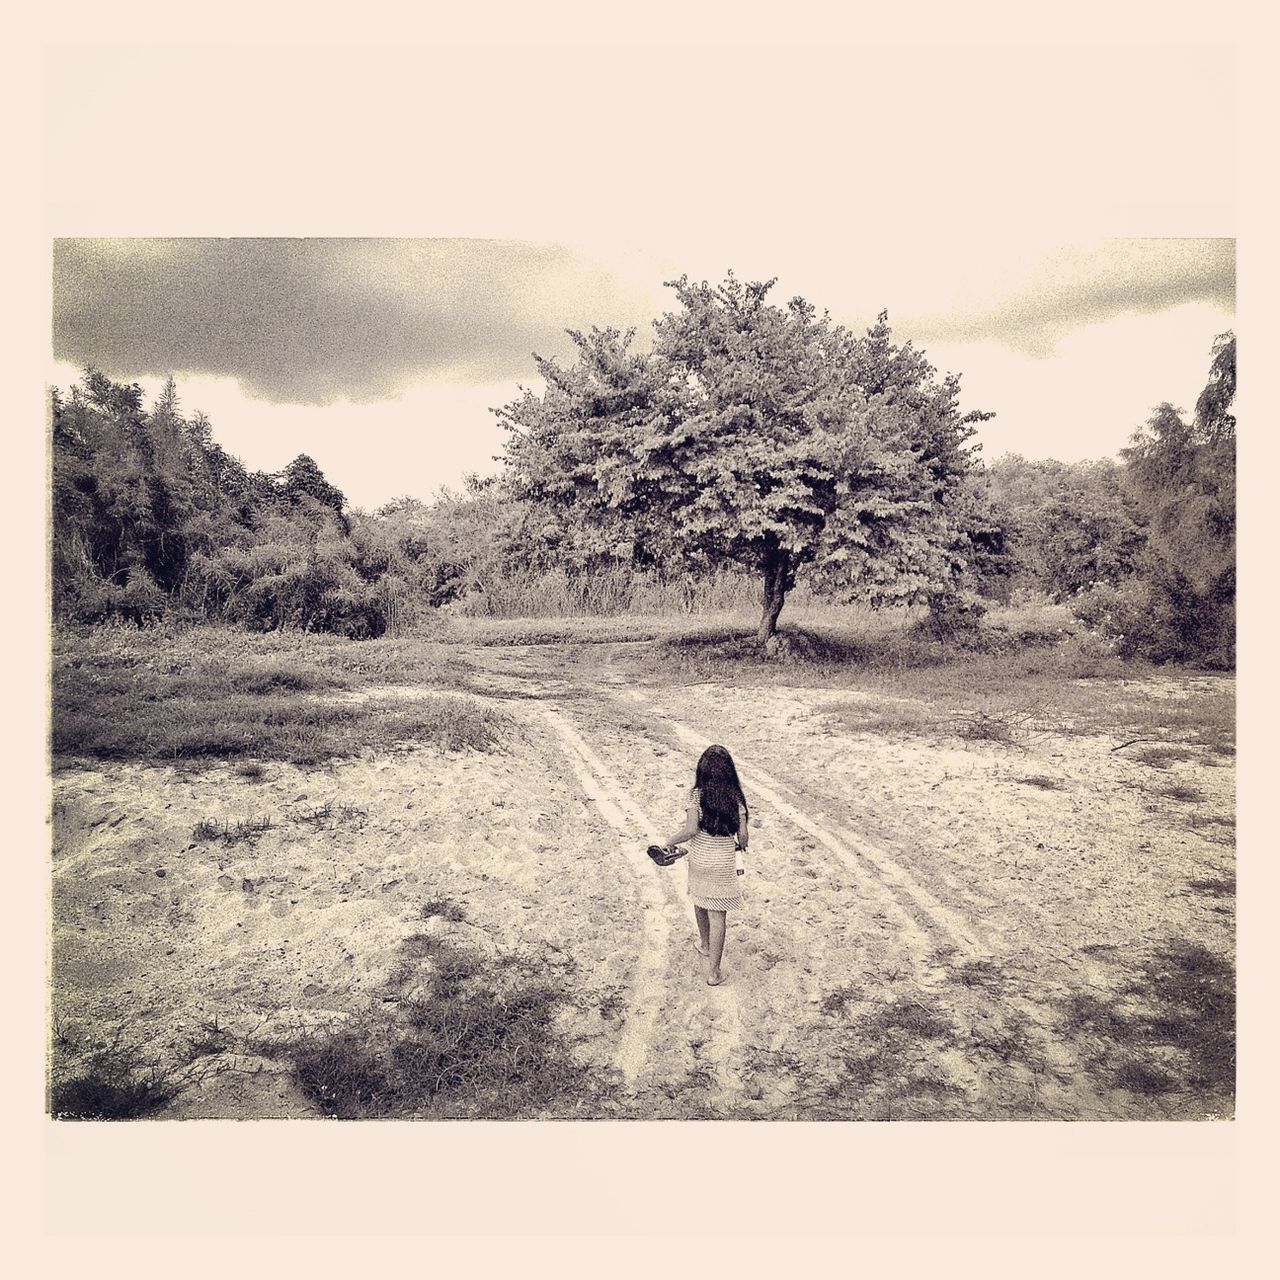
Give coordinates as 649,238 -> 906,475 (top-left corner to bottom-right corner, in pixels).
49,275 -> 1235,667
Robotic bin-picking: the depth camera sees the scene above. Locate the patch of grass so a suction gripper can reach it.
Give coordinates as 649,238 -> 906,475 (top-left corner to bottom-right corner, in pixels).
951,957 -> 1007,991
1187,876 -> 1235,898
191,816 -> 274,846
1156,782 -> 1205,804
50,1072 -> 177,1121
871,996 -> 956,1042
970,1009 -> 1048,1073
52,624 -> 492,766
187,1018 -> 235,1059
902,1074 -> 963,1100
48,1035 -> 210,1120
288,939 -> 588,1119
234,761 -> 266,780
1015,775 -> 1063,791
288,802 -> 369,831
55,686 -> 514,766
1057,938 -> 1235,1101
819,985 -> 861,1017
443,616 -> 664,647
825,699 -> 936,738
645,603 -> 1122,686
953,711 -> 1016,744
1136,941 -> 1235,1093
399,932 -> 442,960
1131,745 -> 1200,769
420,896 -> 468,923
834,1047 -> 892,1088
824,993 -> 966,1112
597,989 -> 626,1020
1111,1059 -> 1177,1096
1060,991 -> 1137,1041
1182,813 -> 1235,835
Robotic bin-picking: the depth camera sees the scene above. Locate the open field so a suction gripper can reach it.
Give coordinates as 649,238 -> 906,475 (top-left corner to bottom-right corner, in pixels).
48,606 -> 1235,1119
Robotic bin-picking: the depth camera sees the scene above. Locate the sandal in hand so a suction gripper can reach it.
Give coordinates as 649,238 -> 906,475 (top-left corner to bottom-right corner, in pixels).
646,844 -> 685,867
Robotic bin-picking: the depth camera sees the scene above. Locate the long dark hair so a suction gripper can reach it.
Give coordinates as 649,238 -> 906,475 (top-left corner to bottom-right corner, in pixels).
694,745 -> 748,837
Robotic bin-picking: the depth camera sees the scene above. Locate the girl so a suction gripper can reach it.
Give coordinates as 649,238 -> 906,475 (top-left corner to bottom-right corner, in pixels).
661,744 -> 749,986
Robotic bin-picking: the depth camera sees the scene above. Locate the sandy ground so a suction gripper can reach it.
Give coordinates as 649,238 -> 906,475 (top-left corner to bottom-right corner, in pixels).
49,642 -> 1235,1120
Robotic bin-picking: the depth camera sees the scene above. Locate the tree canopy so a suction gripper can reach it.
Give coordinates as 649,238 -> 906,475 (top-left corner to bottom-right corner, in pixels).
1115,332 -> 1235,665
498,273 -> 994,641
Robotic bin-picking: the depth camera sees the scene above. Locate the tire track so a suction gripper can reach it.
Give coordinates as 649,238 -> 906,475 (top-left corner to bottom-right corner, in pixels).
538,705 -> 745,1098
621,688 -> 987,957
619,687 -> 1092,1104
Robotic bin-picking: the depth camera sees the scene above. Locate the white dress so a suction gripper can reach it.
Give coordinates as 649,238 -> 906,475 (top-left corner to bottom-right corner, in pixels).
685,787 -> 744,911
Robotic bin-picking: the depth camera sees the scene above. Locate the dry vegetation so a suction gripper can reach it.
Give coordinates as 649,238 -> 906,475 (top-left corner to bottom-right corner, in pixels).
48,600 -> 1235,1120
52,623 -> 513,765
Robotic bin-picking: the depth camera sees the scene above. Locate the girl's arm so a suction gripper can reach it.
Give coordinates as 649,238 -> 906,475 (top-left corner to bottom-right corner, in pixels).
738,807 -> 749,852
664,797 -> 701,851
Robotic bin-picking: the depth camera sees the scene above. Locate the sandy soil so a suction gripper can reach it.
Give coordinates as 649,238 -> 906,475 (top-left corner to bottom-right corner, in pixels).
49,642 -> 1235,1120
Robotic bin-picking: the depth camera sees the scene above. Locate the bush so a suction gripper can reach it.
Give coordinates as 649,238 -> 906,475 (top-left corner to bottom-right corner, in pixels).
1072,577 -> 1234,669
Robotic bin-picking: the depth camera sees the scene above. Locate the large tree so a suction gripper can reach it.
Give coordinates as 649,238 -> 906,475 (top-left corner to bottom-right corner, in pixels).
498,273 -> 991,641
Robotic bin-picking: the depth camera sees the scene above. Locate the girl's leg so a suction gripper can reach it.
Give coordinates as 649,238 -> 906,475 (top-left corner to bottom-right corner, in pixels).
693,905 -> 710,956
707,910 -> 727,984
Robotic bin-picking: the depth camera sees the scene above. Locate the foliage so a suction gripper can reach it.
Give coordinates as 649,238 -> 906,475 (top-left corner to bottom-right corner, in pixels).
1074,332 -> 1235,667
498,274 -> 994,642
52,370 -> 406,636
985,454 -> 1146,600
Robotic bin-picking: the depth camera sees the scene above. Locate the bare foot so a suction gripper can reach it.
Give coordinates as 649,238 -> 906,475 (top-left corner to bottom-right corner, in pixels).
693,940 -> 710,958
707,973 -> 728,987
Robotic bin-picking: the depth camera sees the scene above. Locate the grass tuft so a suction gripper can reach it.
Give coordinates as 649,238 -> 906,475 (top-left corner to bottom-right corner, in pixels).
1187,876 -> 1234,899
420,896 -> 468,923
819,985 -> 861,1017
48,1037 -> 206,1121
1156,782 -> 1205,804
1131,745 -> 1200,769
1112,1059 -> 1178,1096
191,816 -> 274,846
287,939 -> 586,1119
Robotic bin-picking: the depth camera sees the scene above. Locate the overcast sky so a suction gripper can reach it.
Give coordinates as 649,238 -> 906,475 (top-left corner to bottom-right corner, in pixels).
44,37 -> 1236,512
50,235 -> 1233,509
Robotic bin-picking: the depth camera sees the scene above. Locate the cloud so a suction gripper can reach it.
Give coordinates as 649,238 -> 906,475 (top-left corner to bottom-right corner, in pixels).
899,239 -> 1234,357
52,238 -> 653,404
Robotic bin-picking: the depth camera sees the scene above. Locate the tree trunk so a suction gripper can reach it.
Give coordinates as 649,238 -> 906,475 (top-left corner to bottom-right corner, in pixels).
757,545 -> 792,643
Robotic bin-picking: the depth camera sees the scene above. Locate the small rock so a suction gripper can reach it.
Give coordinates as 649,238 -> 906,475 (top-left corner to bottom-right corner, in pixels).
242,878 -> 255,893
155,869 -> 167,878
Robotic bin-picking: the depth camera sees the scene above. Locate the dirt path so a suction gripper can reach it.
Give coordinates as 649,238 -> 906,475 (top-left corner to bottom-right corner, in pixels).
49,637 -> 1235,1120
538,706 -> 744,1098
465,641 -> 1235,1119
